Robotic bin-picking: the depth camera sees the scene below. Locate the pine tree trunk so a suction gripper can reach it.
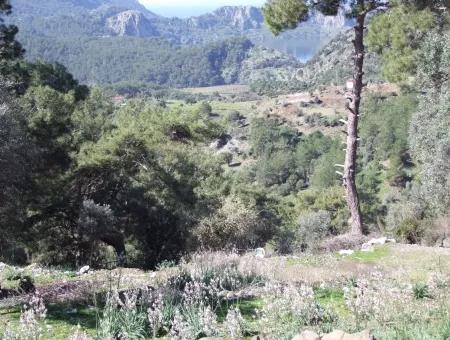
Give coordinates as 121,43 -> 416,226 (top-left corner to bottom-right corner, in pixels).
344,13 -> 365,235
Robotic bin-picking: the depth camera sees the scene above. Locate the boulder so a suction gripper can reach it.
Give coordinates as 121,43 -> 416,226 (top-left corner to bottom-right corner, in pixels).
361,243 -> 374,252
292,330 -> 320,340
367,237 -> 387,245
338,249 -> 354,256
255,248 -> 266,259
443,237 -> 450,248
322,329 -> 374,340
77,265 -> 90,276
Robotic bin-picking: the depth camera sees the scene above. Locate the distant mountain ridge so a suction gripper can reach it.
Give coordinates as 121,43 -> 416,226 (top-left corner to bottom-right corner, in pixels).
11,0 -> 158,17
8,0 -> 352,87
11,1 -> 351,57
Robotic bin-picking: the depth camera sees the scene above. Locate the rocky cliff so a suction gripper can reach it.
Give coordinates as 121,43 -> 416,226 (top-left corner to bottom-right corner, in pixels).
188,6 -> 264,30
107,10 -> 156,37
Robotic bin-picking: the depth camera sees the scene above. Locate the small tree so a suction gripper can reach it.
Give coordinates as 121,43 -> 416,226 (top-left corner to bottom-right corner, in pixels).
263,0 -> 389,234
0,0 -> 24,73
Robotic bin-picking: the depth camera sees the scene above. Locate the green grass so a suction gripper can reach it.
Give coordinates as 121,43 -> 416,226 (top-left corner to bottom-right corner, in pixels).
0,266 -> 77,290
0,302 -> 97,339
346,245 -> 390,263
314,287 -> 348,315
216,297 -> 264,322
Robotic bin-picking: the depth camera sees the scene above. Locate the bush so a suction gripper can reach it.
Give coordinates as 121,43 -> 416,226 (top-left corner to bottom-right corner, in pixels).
194,196 -> 274,251
321,233 -> 367,252
295,210 -> 332,253
422,217 -> 450,246
395,218 -> 424,244
413,283 -> 432,300
386,185 -> 427,233
225,110 -> 244,123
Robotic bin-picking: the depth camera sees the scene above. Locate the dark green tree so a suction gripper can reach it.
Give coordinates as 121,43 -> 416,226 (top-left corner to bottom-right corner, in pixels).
367,5 -> 436,82
0,1 -> 30,262
0,0 -> 24,80
0,81 -> 34,262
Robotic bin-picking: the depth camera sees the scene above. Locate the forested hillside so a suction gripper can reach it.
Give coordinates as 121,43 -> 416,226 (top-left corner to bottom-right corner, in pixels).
19,36 -> 300,87
7,0 -> 351,86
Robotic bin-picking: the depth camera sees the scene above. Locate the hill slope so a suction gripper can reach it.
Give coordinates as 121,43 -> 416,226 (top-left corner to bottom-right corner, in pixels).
20,36 -> 300,87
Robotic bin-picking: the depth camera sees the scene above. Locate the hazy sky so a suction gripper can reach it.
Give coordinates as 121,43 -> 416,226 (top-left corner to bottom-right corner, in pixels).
139,0 -> 266,17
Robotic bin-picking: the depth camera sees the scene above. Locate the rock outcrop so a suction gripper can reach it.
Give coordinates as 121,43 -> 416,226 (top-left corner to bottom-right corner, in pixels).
293,329 -> 374,340
107,10 -> 157,37
188,6 -> 264,30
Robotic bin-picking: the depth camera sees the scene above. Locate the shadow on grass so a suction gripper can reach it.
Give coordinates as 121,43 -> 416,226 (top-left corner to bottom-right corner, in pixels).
45,302 -> 97,330
216,297 -> 264,322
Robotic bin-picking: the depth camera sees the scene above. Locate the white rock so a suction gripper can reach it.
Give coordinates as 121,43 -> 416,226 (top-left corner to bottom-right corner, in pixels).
361,246 -> 374,252
77,265 -> 90,275
443,237 -> 450,248
255,248 -> 266,259
0,262 -> 6,271
293,330 -> 320,340
338,249 -> 354,256
367,237 -> 387,246
361,242 -> 374,250
386,238 -> 396,243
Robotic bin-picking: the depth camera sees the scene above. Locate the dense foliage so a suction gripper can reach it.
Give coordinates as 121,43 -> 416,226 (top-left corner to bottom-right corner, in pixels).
21,36 -> 256,87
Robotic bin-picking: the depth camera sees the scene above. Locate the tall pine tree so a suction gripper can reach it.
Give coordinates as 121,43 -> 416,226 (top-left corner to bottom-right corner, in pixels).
263,0 -> 390,234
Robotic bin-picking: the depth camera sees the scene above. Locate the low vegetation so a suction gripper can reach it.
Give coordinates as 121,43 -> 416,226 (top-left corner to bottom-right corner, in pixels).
1,245 -> 449,339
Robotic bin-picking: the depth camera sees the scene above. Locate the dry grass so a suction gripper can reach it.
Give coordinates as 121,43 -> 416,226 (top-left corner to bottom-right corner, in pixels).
183,85 -> 251,95
237,244 -> 450,285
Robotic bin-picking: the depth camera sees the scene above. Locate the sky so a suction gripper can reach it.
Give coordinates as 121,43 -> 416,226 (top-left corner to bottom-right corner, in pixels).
138,0 -> 266,17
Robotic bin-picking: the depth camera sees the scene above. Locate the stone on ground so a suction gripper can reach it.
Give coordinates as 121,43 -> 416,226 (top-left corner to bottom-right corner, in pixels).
292,329 -> 320,340
322,329 -> 374,340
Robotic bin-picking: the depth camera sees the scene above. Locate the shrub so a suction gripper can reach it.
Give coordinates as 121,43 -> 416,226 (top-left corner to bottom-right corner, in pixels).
194,196 -> 274,251
295,210 -> 332,252
386,185 -> 427,234
225,110 -> 244,123
321,233 -> 367,252
258,284 -> 335,339
413,283 -> 432,300
422,217 -> 450,246
395,218 -> 424,244
97,290 -> 148,339
198,101 -> 213,116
